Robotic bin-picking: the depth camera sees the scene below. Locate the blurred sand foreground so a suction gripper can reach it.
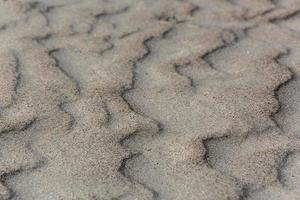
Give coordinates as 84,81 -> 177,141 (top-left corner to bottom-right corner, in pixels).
1,0 -> 300,199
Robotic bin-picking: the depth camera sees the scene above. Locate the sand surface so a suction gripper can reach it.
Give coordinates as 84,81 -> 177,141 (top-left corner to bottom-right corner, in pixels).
0,0 -> 300,199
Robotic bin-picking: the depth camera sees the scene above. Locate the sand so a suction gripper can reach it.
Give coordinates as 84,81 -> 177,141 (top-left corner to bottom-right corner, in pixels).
0,0 -> 300,199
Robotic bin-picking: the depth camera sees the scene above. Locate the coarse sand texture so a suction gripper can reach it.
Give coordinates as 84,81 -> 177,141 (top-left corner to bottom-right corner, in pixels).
0,0 -> 300,199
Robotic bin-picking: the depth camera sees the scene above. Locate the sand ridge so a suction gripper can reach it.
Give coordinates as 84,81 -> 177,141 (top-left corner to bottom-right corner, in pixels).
0,0 -> 300,199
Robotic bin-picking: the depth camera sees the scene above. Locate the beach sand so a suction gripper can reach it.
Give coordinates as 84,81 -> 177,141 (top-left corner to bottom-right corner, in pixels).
0,0 -> 300,199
